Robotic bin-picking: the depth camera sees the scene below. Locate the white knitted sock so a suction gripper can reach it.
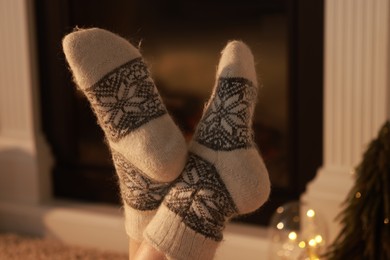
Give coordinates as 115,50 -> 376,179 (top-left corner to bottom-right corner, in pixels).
144,41 -> 271,260
62,28 -> 187,241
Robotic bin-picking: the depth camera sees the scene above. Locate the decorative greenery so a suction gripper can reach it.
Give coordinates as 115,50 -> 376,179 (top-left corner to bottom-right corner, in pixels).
325,121 -> 390,260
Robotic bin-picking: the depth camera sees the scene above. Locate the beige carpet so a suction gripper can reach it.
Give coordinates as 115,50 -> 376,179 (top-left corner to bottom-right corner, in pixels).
0,234 -> 128,260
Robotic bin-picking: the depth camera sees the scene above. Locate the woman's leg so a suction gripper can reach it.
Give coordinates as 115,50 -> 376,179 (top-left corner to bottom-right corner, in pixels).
62,28 -> 187,258
129,239 -> 141,259
133,241 -> 166,260
142,41 -> 271,260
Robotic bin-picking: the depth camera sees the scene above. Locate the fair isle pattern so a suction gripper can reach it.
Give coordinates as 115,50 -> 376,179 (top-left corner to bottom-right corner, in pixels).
85,58 -> 167,142
195,77 -> 257,151
164,153 -> 237,241
112,151 -> 170,211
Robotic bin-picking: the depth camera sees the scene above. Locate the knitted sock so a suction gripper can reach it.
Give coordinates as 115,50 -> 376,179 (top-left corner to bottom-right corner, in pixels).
144,41 -> 271,260
62,28 -> 187,242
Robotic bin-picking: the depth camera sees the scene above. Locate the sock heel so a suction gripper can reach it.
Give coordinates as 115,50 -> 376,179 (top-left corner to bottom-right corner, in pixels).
214,148 -> 270,215
191,142 -> 270,215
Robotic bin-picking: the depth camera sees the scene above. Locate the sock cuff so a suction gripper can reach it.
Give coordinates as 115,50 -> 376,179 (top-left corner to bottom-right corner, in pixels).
124,205 -> 156,242
144,204 -> 219,260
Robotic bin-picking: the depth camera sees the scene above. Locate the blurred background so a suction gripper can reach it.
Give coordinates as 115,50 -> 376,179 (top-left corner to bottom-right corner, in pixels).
5,0 -> 389,259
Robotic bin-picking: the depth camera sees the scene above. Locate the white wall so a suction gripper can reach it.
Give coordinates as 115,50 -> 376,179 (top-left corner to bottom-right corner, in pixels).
0,0 -> 52,204
302,0 -> 390,243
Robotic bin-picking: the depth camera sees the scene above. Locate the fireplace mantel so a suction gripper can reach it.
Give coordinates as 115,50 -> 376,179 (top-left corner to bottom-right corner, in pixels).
0,0 -> 389,258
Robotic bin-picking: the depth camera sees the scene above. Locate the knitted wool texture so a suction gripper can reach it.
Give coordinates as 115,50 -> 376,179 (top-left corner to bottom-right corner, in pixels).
62,28 -> 187,241
144,41 -> 271,260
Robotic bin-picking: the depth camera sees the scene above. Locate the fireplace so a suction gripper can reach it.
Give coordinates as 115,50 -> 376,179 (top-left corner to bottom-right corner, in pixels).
35,0 -> 323,226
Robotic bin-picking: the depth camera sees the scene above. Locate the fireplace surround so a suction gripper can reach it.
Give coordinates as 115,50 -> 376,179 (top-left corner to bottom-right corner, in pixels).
35,0 -> 324,226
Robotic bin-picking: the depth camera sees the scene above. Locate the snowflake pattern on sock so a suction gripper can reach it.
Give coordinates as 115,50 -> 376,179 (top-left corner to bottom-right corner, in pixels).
164,153 -> 237,241
85,58 -> 167,142
112,151 -> 171,211
195,77 -> 257,151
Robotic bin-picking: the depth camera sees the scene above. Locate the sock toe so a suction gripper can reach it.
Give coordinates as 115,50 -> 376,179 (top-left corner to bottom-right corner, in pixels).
216,40 -> 257,86
63,28 -> 141,88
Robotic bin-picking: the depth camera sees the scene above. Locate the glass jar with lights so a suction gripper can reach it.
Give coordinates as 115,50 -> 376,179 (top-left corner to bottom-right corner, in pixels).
268,201 -> 328,260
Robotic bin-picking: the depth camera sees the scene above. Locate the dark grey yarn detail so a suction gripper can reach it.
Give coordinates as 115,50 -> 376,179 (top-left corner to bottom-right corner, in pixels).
112,151 -> 170,211
85,58 -> 167,142
164,153 -> 238,241
195,77 -> 257,151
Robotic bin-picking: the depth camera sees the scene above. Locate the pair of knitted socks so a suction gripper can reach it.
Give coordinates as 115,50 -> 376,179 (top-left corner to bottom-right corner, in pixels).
63,28 -> 270,260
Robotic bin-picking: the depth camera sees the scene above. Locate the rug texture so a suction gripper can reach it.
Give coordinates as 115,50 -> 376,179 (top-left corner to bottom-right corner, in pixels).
0,233 -> 128,260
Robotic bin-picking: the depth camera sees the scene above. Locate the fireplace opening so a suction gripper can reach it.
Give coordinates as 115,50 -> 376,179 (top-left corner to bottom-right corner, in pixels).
35,0 -> 323,226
